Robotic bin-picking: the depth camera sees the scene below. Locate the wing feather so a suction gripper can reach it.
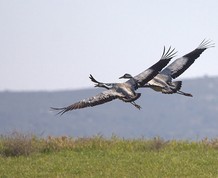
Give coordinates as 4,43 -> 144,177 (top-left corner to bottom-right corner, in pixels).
51,89 -> 119,115
161,39 -> 214,79
133,46 -> 177,86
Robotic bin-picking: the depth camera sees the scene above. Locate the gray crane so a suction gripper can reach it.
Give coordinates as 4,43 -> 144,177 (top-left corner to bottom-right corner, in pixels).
100,39 -> 213,97
141,39 -> 214,96
51,46 -> 176,115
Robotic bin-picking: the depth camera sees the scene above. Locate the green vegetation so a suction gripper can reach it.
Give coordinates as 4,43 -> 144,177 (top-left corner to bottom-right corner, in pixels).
1,132 -> 218,177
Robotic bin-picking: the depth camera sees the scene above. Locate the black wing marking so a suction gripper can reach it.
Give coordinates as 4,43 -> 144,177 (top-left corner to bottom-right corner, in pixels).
161,39 -> 215,79
51,89 -> 119,115
133,46 -> 177,86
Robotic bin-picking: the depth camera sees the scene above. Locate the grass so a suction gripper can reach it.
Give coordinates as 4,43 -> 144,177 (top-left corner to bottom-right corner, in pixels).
1,132 -> 218,177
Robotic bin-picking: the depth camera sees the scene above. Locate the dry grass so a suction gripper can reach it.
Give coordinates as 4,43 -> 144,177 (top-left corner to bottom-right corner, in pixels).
1,132 -> 218,157
201,137 -> 218,149
0,132 -> 37,156
0,132 -> 169,157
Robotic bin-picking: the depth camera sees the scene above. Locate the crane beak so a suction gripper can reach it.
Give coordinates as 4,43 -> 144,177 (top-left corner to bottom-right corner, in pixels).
119,75 -> 124,79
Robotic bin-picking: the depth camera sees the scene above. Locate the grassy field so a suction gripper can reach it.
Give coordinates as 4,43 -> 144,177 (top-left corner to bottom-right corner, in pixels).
1,132 -> 218,177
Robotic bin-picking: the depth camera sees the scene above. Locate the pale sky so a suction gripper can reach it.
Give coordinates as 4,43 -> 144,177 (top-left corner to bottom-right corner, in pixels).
0,0 -> 217,91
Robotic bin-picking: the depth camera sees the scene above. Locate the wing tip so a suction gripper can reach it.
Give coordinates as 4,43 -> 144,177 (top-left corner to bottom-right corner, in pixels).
198,39 -> 215,49
161,46 -> 177,60
50,107 -> 68,116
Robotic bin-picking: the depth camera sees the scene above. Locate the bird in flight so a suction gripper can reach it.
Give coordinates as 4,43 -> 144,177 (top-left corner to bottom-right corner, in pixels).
141,39 -> 214,96
101,39 -> 213,97
51,46 -> 176,115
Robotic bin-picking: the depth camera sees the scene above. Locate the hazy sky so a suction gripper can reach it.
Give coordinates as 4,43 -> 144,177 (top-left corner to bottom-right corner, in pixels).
0,0 -> 217,91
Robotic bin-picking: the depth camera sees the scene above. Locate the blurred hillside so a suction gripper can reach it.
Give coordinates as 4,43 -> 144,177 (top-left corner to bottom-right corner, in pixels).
0,76 -> 218,140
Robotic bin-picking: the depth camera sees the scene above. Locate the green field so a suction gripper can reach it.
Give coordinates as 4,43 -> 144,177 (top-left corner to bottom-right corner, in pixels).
1,132 -> 218,177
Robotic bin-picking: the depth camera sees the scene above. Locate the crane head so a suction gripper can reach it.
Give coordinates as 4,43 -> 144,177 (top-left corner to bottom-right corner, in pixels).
119,73 -> 133,79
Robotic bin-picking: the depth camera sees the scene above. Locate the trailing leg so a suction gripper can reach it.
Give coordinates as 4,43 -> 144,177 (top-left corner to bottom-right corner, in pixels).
177,90 -> 193,97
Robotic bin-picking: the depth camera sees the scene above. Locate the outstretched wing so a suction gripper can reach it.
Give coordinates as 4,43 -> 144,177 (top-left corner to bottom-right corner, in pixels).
161,39 -> 214,79
133,46 -> 177,86
51,89 -> 119,115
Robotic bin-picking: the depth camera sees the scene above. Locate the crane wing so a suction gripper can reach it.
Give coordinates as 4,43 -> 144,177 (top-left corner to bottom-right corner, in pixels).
161,39 -> 214,79
51,89 -> 119,115
133,46 -> 177,86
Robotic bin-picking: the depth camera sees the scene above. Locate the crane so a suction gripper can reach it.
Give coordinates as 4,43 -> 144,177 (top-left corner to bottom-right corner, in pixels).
51,46 -> 176,115
142,39 -> 214,96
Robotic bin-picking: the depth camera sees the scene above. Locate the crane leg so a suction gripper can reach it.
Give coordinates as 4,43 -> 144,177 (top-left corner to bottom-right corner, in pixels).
130,102 -> 141,110
177,90 -> 193,97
